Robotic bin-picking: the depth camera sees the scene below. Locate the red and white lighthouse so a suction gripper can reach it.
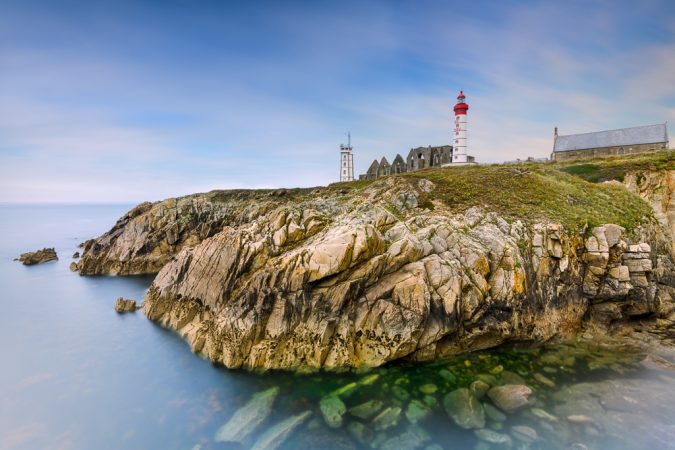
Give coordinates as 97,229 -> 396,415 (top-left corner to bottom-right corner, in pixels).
453,90 -> 469,163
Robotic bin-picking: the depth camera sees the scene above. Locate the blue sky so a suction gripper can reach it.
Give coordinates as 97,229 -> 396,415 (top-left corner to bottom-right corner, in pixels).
1,0 -> 674,203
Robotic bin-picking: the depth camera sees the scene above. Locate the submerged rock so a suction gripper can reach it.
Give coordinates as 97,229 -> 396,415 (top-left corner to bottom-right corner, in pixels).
347,421 -> 373,445
474,428 -> 513,447
348,399 -> 383,420
114,298 -> 137,313
438,369 -> 456,383
294,426 -> 358,450
320,395 -> 346,428
405,399 -> 432,424
332,382 -> 358,397
443,388 -> 485,429
250,410 -> 312,450
214,387 -> 279,443
533,373 -> 555,387
469,380 -> 490,399
511,425 -> 538,443
17,248 -> 58,265
500,371 -> 526,385
379,425 -> 430,450
530,407 -> 558,422
392,385 -> 410,401
419,384 -> 438,394
487,385 -> 533,413
483,403 -> 507,422
372,406 -> 402,431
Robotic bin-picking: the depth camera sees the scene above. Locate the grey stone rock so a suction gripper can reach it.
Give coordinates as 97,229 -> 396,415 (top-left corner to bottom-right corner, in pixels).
533,373 -> 555,387
348,400 -> 383,420
372,406 -> 402,431
483,403 -> 507,422
214,387 -> 279,443
405,399 -> 432,424
379,426 -> 430,450
474,428 -> 513,446
487,385 -> 532,413
470,380 -> 490,399
511,425 -> 538,443
320,395 -> 346,428
250,410 -> 312,450
530,407 -> 558,422
443,388 -> 485,429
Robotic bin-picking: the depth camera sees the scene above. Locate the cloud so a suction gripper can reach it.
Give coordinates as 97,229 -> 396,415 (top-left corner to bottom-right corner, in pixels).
0,0 -> 673,201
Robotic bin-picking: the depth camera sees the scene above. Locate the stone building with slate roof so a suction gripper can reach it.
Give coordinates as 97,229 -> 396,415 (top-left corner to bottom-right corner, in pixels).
551,123 -> 669,162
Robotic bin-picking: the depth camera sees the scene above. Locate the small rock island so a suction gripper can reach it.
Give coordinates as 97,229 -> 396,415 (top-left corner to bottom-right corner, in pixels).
73,151 -> 675,370
17,248 -> 58,265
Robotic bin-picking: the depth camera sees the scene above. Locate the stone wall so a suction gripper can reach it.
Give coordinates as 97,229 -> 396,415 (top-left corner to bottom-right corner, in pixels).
552,142 -> 668,162
358,145 -> 452,180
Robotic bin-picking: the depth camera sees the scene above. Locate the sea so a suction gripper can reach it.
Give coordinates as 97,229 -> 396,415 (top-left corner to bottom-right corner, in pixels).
0,204 -> 674,450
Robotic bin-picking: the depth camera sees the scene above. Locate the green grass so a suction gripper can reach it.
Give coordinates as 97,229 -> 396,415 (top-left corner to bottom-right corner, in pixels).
328,178 -> 378,190
400,154 -> 666,232
200,150 -> 672,234
556,150 -> 674,183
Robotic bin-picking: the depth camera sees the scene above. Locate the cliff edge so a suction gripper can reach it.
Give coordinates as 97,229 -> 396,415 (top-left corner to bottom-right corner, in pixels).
78,151 -> 675,369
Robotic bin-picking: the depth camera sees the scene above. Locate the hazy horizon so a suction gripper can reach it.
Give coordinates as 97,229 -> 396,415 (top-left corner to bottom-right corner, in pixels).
1,0 -> 674,203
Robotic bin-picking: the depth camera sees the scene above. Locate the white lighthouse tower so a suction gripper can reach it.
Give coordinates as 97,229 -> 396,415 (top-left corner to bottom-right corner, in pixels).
339,132 -> 354,182
452,90 -> 469,163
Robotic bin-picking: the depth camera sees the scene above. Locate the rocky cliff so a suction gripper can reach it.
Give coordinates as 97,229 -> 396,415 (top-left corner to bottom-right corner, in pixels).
76,190 -> 310,275
79,152 -> 675,370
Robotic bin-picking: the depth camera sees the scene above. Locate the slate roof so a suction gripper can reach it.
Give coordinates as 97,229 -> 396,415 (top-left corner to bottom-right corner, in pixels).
553,123 -> 668,153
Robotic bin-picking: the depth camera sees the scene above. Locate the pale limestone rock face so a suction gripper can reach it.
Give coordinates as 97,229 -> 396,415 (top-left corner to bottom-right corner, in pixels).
624,170 -> 675,258
138,174 -> 673,369
79,169 -> 675,370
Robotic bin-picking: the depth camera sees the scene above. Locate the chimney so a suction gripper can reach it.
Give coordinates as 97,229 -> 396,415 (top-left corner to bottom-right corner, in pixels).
554,126 -> 558,138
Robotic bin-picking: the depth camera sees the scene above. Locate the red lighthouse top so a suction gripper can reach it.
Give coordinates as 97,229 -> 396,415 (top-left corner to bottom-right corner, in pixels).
454,90 -> 469,115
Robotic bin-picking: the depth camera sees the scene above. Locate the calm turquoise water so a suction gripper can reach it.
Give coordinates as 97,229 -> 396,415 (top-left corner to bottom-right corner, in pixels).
1,204 -> 674,450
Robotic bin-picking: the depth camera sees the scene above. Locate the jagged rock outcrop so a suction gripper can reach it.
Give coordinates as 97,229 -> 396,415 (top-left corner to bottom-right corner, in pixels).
139,170 -> 674,370
114,297 -> 137,313
75,191 -> 304,275
74,155 -> 675,370
16,248 -> 58,265
624,170 -> 675,258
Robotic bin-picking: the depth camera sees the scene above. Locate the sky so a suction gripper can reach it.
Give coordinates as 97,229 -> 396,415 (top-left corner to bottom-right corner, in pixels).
1,0 -> 674,203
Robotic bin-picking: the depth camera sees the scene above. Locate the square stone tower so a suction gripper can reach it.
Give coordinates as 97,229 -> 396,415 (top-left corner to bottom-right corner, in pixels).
340,133 -> 354,182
